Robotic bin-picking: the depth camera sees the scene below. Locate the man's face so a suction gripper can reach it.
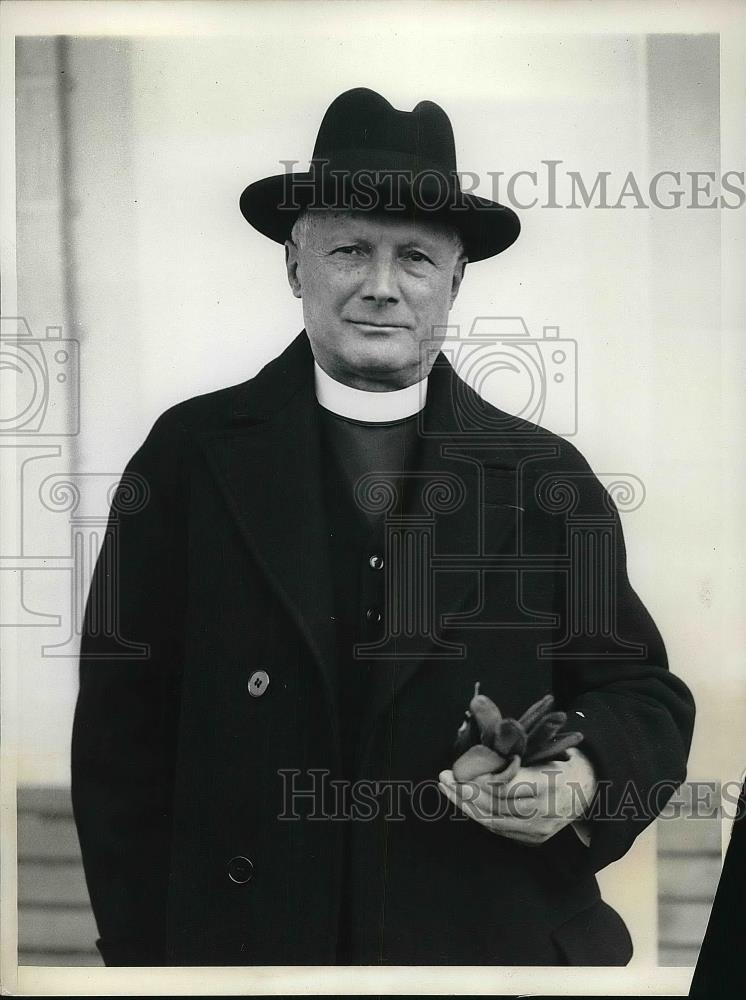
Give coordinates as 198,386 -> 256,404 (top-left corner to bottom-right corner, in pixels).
285,210 -> 467,390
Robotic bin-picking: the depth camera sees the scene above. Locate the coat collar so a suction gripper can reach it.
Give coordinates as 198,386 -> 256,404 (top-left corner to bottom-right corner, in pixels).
198,331 -> 529,768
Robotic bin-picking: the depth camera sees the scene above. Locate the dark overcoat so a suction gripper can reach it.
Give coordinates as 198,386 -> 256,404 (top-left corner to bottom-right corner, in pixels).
71,330 -> 695,966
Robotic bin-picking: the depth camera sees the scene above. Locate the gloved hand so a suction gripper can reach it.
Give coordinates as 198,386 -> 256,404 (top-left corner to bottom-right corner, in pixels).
451,684 -> 585,782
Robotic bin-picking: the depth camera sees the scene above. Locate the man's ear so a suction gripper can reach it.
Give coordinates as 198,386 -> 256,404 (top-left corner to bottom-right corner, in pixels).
449,255 -> 468,307
285,239 -> 302,298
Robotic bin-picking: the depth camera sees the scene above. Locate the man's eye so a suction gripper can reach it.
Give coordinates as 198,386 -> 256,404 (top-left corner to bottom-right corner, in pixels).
404,251 -> 433,264
333,246 -> 363,256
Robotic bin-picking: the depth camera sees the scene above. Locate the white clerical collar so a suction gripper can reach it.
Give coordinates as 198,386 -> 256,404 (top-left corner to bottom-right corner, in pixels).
314,360 -> 428,422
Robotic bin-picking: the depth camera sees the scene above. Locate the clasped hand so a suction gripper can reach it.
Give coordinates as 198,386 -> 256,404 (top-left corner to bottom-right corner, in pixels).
438,746 -> 597,845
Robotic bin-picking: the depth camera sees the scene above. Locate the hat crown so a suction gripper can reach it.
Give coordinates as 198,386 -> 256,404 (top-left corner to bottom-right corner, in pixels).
239,87 -> 521,262
311,88 -> 457,175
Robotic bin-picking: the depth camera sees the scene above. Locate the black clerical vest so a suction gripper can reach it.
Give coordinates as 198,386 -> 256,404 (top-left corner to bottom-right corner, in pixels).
318,404 -> 422,963
318,405 -> 420,780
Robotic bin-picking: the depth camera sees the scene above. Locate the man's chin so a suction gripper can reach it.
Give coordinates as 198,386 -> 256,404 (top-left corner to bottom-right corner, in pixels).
340,345 -> 420,385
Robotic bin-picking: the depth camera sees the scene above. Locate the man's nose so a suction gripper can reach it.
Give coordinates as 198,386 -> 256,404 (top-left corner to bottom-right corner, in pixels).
360,256 -> 400,304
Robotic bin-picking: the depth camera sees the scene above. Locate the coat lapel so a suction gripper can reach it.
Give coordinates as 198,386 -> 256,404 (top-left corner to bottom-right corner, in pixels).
195,333 -> 341,753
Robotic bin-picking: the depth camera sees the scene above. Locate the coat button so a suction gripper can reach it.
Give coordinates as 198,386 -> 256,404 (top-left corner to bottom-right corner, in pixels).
368,553 -> 384,570
248,670 -> 270,697
365,607 -> 383,624
227,856 -> 254,884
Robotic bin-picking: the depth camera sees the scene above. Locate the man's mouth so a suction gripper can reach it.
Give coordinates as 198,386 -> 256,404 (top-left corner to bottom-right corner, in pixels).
348,320 -> 411,330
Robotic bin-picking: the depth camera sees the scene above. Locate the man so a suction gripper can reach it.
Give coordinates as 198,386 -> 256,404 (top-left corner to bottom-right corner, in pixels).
71,88 -> 695,967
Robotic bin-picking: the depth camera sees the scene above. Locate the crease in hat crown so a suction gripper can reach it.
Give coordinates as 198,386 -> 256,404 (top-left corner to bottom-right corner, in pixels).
239,87 -> 521,262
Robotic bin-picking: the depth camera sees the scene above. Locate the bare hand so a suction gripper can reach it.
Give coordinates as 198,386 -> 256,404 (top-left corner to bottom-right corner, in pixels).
438,747 -> 597,845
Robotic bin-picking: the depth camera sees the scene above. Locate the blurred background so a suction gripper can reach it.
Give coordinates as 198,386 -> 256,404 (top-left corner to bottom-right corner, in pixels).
7,15 -> 743,969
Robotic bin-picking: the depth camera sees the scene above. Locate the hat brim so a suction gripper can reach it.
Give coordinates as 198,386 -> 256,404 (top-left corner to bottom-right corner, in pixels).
239,172 -> 520,263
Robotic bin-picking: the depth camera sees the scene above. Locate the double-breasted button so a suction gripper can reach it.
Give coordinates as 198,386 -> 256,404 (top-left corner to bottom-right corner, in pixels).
368,553 -> 384,570
227,855 -> 254,884
248,670 -> 270,697
365,607 -> 383,624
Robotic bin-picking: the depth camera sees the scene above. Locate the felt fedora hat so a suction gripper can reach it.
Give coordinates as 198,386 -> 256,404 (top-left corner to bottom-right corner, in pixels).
239,88 -> 520,262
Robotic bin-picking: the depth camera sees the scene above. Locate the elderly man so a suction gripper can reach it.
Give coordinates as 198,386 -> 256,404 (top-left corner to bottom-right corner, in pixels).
71,88 -> 695,967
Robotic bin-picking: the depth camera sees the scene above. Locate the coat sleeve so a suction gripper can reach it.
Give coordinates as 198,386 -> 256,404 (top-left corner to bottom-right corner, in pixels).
71,408 -> 188,965
547,448 -> 696,874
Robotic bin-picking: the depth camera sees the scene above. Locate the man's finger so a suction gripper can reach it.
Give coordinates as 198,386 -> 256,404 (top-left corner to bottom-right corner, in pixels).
489,760 -> 567,799
474,772 -> 541,800
438,781 -> 558,842
439,781 -> 542,824
440,773 -> 543,816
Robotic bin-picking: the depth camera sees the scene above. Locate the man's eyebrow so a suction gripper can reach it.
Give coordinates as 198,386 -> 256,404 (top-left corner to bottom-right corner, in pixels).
322,233 -> 371,245
398,238 -> 456,257
318,231 -> 447,252
398,239 -> 439,250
